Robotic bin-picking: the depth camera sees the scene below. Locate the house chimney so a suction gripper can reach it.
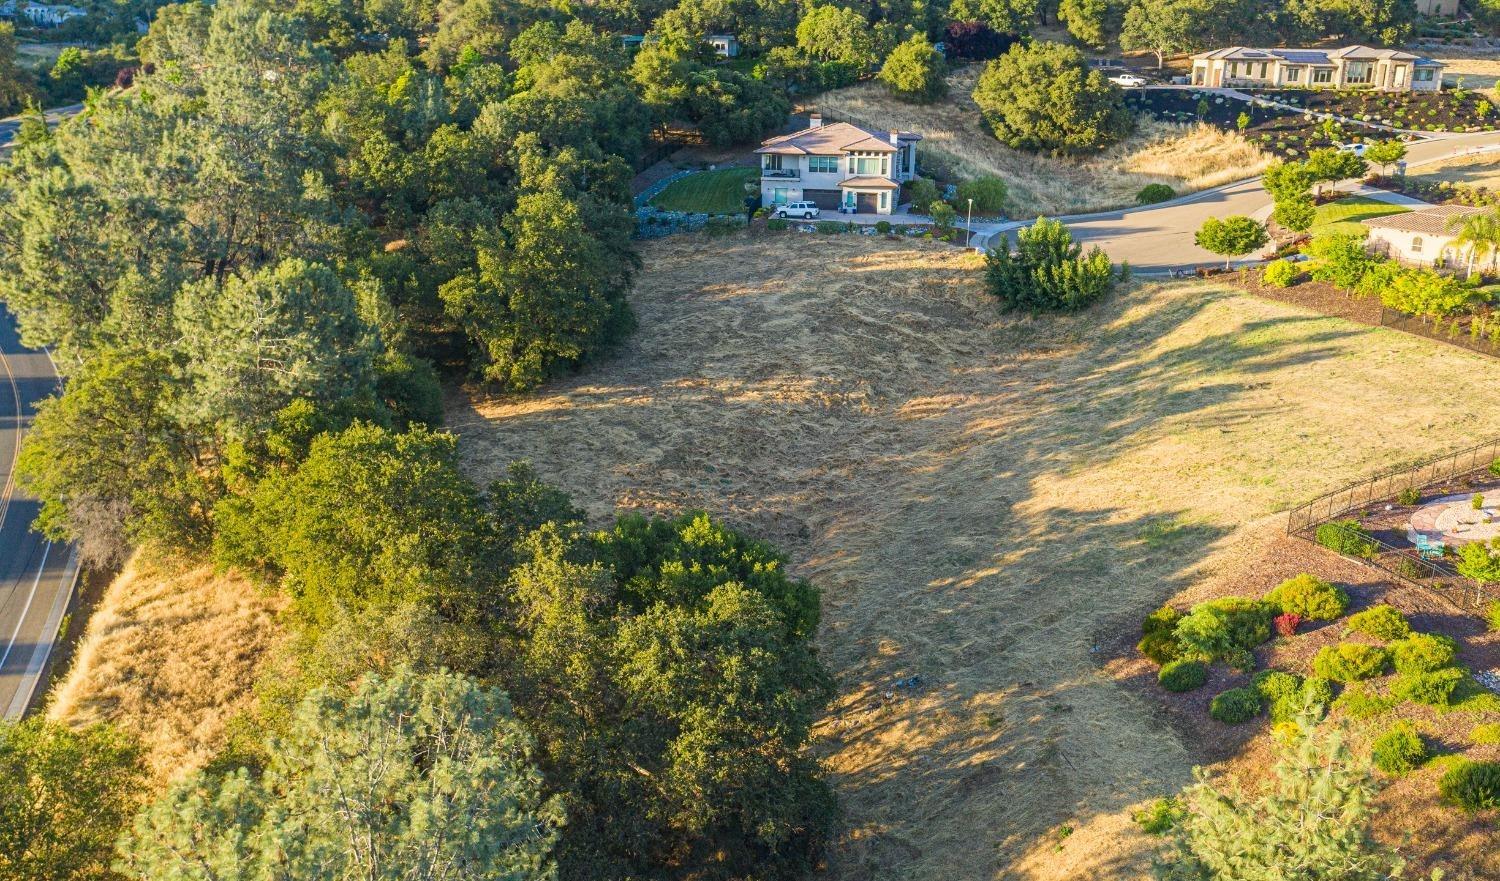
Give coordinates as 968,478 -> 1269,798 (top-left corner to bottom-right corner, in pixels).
889,130 -> 899,146
808,112 -> 822,128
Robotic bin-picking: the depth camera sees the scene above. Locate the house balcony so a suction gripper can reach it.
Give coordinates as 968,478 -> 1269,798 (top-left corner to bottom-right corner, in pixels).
761,168 -> 800,179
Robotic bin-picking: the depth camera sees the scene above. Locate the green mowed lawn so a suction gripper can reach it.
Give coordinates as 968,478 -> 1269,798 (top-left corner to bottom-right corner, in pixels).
651,167 -> 760,214
1309,195 -> 1410,237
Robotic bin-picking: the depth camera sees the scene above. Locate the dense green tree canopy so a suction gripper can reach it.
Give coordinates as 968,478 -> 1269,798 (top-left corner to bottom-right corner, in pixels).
503,513 -> 835,881
0,719 -> 145,881
1194,216 -> 1269,268
119,667 -> 563,881
972,41 -> 1132,155
878,34 -> 948,103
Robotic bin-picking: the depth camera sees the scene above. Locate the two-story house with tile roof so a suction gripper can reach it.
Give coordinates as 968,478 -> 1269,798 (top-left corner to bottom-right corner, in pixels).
756,115 -> 920,215
1191,46 -> 1443,92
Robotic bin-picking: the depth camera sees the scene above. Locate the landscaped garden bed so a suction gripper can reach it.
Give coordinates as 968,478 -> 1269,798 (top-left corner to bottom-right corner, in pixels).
1109,523 -> 1500,877
1124,90 -> 1388,159
1365,173 -> 1500,209
1249,88 -> 1499,134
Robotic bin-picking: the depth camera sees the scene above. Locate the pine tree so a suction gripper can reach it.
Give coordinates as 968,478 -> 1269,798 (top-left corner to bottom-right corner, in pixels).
1155,711 -> 1405,881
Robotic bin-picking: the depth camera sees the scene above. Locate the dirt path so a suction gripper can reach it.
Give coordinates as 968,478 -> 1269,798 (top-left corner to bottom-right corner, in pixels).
449,233 -> 1500,880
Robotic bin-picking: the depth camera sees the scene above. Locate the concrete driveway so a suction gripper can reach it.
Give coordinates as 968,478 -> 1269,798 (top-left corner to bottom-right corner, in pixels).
970,129 -> 1500,273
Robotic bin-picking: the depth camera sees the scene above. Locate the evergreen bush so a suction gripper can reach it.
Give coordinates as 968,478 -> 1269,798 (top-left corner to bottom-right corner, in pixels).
1159,659 -> 1208,692
1371,721 -> 1425,775
1389,632 -> 1457,674
1345,604 -> 1410,641
1210,687 -> 1262,724
1265,574 -> 1348,621
1439,760 -> 1500,812
1312,643 -> 1390,682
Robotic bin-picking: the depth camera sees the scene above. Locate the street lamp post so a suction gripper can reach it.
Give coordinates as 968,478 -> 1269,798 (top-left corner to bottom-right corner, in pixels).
966,198 -> 973,245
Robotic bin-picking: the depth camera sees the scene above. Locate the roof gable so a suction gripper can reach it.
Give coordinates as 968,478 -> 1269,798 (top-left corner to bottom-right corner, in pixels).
757,121 -> 900,154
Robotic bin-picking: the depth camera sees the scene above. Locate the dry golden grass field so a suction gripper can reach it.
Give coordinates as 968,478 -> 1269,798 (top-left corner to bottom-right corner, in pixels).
1435,54 -> 1500,92
1413,151 -> 1500,190
451,232 -> 1500,880
46,554 -> 285,786
818,66 -> 1273,217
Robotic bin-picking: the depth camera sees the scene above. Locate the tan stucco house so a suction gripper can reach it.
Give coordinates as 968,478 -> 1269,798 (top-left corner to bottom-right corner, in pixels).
1363,205 -> 1484,268
1191,46 -> 1443,91
756,115 -> 920,215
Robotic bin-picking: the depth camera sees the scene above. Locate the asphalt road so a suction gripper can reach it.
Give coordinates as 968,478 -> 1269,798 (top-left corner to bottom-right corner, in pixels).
972,129 -> 1500,271
0,308 -> 77,720
0,103 -> 85,151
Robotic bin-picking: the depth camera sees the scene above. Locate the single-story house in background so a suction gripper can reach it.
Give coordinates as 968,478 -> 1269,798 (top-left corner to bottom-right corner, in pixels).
1363,205 -> 1485,268
756,114 -> 920,215
1191,46 -> 1443,91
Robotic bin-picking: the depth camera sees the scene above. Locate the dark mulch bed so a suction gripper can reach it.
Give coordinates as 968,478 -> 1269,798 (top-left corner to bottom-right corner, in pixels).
1125,89 -> 1388,159
1251,88 -> 1500,134
1234,271 -> 1384,325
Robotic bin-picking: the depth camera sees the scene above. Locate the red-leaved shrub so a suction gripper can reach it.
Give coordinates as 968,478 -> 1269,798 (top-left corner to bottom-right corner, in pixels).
1275,613 -> 1303,637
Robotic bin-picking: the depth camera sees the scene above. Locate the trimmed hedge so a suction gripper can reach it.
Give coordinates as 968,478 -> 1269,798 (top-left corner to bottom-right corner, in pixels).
1345,604 -> 1411,641
1159,659 -> 1208,692
1210,687 -> 1262,724
1439,760 -> 1500,812
1313,643 -> 1390,682
1265,574 -> 1348,621
1371,721 -> 1425,775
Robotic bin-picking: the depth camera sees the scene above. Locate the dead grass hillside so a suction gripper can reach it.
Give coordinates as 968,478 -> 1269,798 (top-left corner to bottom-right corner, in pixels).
819,66 -> 1273,217
47,553 -> 285,786
451,232 -> 1500,880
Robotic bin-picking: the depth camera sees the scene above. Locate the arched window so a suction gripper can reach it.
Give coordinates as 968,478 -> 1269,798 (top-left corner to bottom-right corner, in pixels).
1411,236 -> 1424,254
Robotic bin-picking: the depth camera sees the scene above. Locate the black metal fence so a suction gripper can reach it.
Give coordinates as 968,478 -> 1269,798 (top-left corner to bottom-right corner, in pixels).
1379,308 -> 1500,360
1311,521 -> 1498,613
1286,437 -> 1500,535
1287,438 -> 1500,614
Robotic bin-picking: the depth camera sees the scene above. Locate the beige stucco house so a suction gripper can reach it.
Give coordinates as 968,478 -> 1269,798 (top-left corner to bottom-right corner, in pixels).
1363,205 -> 1484,268
756,116 -> 920,215
1191,46 -> 1443,91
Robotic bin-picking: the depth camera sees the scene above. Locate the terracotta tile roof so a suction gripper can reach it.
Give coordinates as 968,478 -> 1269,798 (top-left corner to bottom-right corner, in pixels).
757,121 -> 900,155
1362,205 -> 1484,235
837,176 -> 901,190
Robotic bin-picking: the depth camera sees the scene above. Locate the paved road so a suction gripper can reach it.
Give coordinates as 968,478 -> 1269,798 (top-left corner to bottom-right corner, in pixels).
972,129 -> 1500,272
0,308 -> 78,720
0,103 -> 85,151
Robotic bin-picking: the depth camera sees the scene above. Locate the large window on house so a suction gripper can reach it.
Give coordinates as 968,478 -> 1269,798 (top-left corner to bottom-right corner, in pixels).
763,154 -> 782,170
1345,61 -> 1372,85
1414,68 -> 1435,82
853,155 -> 883,175
1312,67 -> 1333,84
1411,236 -> 1424,254
1285,66 -> 1302,82
808,155 -> 839,173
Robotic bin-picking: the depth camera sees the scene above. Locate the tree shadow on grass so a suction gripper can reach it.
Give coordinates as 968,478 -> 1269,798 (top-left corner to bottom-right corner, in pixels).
448,235 -> 1414,881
